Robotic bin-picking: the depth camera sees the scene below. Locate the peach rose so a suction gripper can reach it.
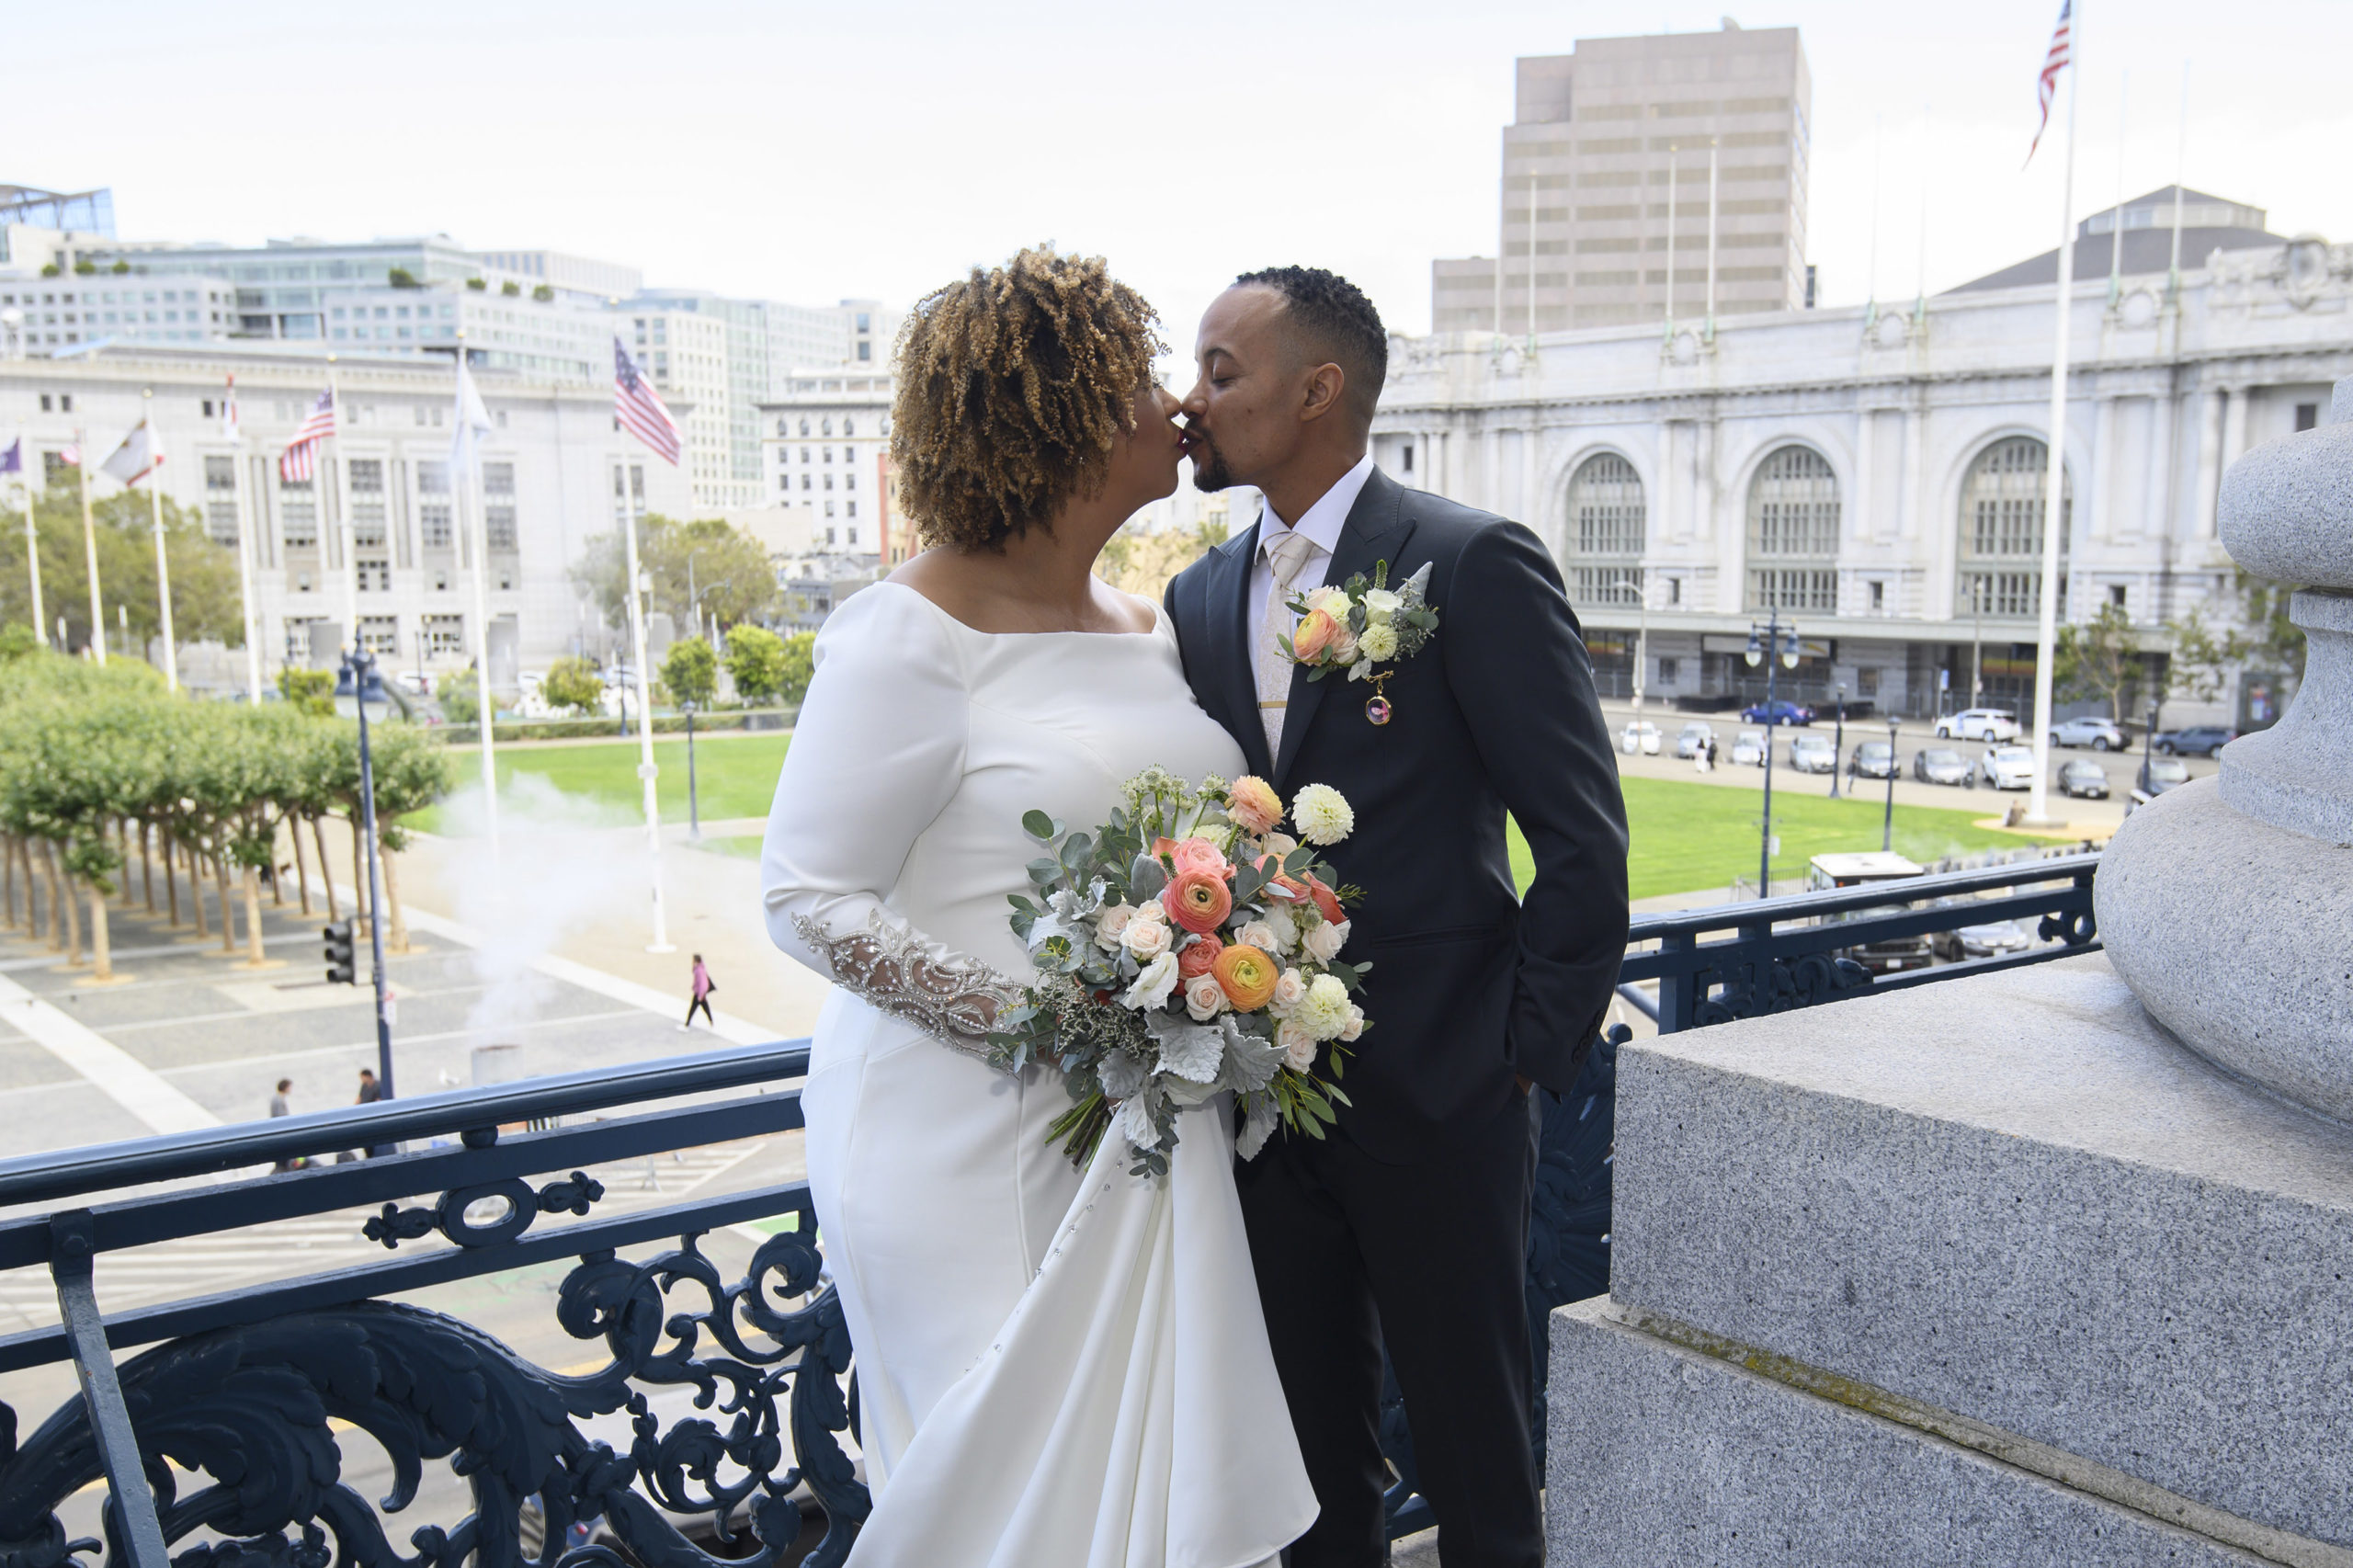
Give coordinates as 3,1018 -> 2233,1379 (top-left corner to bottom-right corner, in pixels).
1212,943 -> 1280,1011
1290,608 -> 1341,663
1162,867 -> 1234,935
1184,974 -> 1228,1023
1176,931 -> 1225,980
1228,775 -> 1283,836
1169,836 -> 1230,878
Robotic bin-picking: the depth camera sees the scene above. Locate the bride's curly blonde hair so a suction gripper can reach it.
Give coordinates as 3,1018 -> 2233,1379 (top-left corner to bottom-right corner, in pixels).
890,246 -> 1163,552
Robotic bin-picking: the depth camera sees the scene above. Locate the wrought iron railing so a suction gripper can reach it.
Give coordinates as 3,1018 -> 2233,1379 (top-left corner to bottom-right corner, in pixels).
0,855 -> 2099,1562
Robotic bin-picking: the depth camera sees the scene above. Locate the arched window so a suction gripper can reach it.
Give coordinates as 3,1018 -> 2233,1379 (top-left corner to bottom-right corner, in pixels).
1562,452 -> 1645,608
1957,437 -> 2071,618
844,416 -> 856,437
822,416 -> 834,437
1745,446 -> 1839,611
799,417 -> 810,437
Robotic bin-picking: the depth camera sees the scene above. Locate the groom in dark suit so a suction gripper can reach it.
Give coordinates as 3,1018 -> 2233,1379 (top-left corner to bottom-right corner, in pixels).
1165,267 -> 1629,1567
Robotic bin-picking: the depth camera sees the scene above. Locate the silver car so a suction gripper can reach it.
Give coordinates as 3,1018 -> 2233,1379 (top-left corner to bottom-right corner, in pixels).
1675,722 -> 1716,759
1788,733 -> 1837,774
2050,715 -> 2126,751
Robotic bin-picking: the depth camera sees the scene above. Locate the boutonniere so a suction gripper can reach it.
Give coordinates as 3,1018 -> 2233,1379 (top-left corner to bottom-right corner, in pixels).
1281,561 -> 1439,726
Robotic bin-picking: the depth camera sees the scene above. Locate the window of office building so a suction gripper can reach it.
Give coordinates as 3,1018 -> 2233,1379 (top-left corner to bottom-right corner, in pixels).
1745,445 -> 1839,612
348,459 -> 386,548
483,461 -> 517,552
1956,437 -> 2069,619
425,614 -> 466,656
358,615 -> 399,655
1563,451 -> 1645,608
612,461 -> 646,528
417,460 -> 452,549
280,478 -> 319,549
203,455 -> 240,546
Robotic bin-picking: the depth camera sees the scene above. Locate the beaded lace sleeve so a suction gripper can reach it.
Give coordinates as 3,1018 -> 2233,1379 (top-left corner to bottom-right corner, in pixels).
760,587 -> 1024,1064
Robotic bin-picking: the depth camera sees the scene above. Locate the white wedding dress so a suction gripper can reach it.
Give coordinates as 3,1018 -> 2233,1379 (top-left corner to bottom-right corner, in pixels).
760,580 -> 1316,1568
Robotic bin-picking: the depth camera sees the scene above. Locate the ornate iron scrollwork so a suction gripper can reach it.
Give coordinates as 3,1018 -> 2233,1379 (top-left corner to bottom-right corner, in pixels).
1696,951 -> 1872,1027
361,1173 -> 608,1251
0,1225 -> 869,1568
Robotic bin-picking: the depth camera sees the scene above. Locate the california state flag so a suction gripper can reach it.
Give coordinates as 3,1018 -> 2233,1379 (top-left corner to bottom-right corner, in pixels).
100,418 -> 165,485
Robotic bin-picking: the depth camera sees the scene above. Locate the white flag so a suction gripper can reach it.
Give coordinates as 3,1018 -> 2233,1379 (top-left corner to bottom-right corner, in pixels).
451,354 -> 494,473
222,375 -> 239,440
100,418 -> 164,485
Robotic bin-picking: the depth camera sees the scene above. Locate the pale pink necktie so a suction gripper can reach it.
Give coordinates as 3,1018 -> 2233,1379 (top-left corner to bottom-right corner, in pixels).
1256,530 -> 1321,756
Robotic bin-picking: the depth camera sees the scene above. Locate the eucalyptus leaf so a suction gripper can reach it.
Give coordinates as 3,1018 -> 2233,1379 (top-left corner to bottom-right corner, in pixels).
1022,809 -> 1056,841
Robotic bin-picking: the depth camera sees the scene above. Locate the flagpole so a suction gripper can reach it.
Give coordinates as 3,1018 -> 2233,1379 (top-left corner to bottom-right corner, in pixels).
226,379 -> 262,704
142,392 -> 178,691
620,452 -> 673,954
76,427 -> 104,665
455,333 -> 500,863
2026,0 -> 2081,827
15,437 -> 40,648
324,354 -> 353,655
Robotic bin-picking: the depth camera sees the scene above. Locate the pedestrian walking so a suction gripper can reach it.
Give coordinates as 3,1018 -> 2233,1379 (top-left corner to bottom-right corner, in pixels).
682,954 -> 716,1031
268,1077 -> 304,1173
338,1067 -> 389,1162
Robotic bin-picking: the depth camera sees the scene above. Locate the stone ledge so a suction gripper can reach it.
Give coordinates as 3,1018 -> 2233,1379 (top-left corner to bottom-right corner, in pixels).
1611,953 -> 2353,1546
1547,1298 -> 2306,1568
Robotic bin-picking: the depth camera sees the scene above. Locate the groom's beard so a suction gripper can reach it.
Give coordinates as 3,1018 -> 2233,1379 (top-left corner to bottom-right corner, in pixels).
1187,435 -> 1233,494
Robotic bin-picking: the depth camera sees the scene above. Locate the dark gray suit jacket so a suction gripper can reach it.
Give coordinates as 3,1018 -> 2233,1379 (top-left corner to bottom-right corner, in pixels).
1165,467 -> 1629,1161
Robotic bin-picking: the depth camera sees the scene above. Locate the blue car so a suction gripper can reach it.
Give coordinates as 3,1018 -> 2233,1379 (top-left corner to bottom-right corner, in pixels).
1740,699 -> 1815,726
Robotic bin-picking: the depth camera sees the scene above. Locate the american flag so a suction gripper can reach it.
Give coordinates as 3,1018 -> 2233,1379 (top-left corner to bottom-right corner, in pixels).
2027,0 -> 2072,164
614,337 -> 682,465
279,390 -> 335,482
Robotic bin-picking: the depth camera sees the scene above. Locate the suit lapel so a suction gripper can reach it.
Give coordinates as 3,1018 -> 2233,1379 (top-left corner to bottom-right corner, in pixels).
1275,470 -> 1415,784
1206,513 -> 1273,778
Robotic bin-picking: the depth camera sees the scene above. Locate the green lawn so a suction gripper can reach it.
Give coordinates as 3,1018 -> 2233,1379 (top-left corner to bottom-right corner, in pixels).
411,733 -> 793,835
420,733 -> 2034,899
1511,777 -> 2039,900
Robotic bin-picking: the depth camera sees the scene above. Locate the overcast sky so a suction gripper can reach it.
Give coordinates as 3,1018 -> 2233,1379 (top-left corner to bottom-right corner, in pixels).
14,0 -> 2350,363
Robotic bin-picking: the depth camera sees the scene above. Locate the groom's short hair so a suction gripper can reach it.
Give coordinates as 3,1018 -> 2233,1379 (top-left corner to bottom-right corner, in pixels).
1233,266 -> 1386,426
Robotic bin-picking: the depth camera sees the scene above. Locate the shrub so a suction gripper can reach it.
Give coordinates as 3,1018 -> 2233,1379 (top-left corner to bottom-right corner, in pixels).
435,670 -> 480,724
542,656 -> 604,716
531,283 -> 554,301
499,280 -> 520,296
661,637 -> 718,709
277,667 -> 335,718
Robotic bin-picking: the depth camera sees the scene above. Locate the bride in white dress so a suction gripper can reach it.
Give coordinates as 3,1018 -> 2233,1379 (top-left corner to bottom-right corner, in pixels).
760,249 -> 1315,1567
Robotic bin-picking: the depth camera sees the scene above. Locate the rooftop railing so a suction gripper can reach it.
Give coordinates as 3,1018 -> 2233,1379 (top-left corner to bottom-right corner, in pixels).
0,853 -> 2099,1564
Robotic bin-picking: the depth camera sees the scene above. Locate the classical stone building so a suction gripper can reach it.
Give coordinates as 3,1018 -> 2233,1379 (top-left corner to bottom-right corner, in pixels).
1378,196 -> 2351,726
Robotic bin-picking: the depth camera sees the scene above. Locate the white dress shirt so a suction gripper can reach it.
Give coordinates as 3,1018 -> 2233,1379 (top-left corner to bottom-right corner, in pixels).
1245,452 -> 1377,659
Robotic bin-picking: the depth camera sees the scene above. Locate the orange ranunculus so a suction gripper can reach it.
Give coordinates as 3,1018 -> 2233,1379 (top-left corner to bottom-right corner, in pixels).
1169,836 -> 1230,878
1291,608 -> 1340,663
1212,943 -> 1279,1011
1305,875 -> 1346,926
1228,775 -> 1282,835
1177,931 -> 1225,979
1151,836 -> 1180,863
1162,867 -> 1234,934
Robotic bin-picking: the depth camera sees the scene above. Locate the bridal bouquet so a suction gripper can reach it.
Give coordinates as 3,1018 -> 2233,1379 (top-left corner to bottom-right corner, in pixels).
987,767 -> 1370,1178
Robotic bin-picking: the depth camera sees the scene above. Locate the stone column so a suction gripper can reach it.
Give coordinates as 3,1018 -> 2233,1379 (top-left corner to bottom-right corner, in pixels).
1852,408 -> 1875,543
1897,402 -> 1923,541
2193,385 -> 2226,539
2218,385 -> 2250,477
2092,393 -> 2120,544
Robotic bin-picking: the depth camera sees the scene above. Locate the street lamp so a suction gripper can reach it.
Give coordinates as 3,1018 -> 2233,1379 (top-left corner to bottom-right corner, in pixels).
1829,680 -> 1847,799
1882,716 -> 1901,852
340,646 -> 397,1103
1745,610 -> 1802,897
683,699 -> 702,841
1627,570 -> 1651,715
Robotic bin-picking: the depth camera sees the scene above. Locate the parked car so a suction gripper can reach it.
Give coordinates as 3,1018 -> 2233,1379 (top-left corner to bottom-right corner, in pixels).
2050,715 -> 2126,751
1929,913 -> 2036,963
1731,729 -> 1768,767
2136,755 -> 2192,796
2055,758 -> 2110,799
1788,733 -> 1837,774
1847,739 -> 1899,779
1619,721 -> 1663,756
2154,724 -> 2235,756
1807,852 -> 1934,974
1674,722 -> 1717,759
1913,747 -> 1972,787
1935,708 -> 2020,742
1741,698 -> 1815,726
1977,745 -> 2037,790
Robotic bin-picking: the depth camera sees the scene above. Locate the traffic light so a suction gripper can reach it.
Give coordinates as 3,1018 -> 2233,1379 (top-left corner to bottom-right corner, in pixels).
324,920 -> 356,985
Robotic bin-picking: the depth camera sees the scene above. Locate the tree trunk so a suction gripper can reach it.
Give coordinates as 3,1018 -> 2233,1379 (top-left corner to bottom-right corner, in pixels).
2,835 -> 16,930
215,855 -> 237,954
140,820 -> 154,913
268,818 -> 286,907
88,878 -> 113,982
163,828 -> 179,926
290,817 -> 313,916
381,840 -> 410,954
313,817 -> 339,922
119,820 -> 135,909
243,866 -> 268,964
54,845 -> 84,965
41,840 -> 64,950
187,840 -> 208,938
348,816 -> 371,940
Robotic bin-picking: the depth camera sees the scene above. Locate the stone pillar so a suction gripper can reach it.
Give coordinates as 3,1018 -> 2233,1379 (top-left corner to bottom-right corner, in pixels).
1896,402 -> 1923,542
1852,408 -> 1875,543
2092,393 -> 2120,545
2218,384 -> 2250,476
2193,385 -> 2226,538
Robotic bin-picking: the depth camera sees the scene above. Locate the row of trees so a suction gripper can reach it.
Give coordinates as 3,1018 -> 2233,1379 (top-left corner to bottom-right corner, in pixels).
2055,572 -> 2308,722
0,632 -> 450,980
0,483 -> 244,654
